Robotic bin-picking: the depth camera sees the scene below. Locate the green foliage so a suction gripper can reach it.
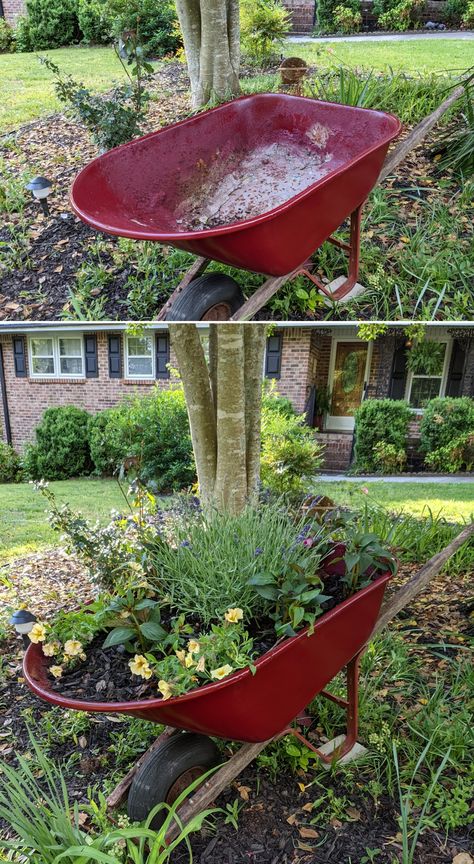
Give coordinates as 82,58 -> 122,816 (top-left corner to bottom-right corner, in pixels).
463,0 -> 474,23
424,432 -> 474,473
107,0 -> 180,58
23,407 -> 92,481
12,16 -> 32,51
88,388 -> 195,491
240,0 -> 291,65
434,76 -> 474,176
354,400 -> 411,473
25,0 -> 80,49
333,3 -> 362,31
77,0 -> 113,44
443,0 -> 467,24
419,397 -> 474,457
378,0 -> 425,30
0,442 -> 22,483
373,441 -> 407,474
261,400 -> 324,496
406,340 -> 446,375
0,18 -> 14,52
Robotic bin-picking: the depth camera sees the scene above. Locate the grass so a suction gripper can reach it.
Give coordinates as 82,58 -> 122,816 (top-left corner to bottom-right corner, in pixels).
313,480 -> 474,523
0,46 -> 152,133
282,38 -> 473,76
0,478 -> 125,561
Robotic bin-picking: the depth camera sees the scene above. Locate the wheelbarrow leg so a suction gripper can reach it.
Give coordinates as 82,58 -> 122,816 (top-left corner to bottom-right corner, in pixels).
156,257 -> 210,321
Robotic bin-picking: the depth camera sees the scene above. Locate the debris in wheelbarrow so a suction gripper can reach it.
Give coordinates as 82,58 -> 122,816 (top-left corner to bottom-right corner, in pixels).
71,93 -> 401,318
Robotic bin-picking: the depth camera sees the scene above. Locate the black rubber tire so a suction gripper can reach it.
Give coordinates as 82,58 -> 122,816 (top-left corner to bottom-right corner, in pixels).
127,733 -> 220,827
165,273 -> 244,321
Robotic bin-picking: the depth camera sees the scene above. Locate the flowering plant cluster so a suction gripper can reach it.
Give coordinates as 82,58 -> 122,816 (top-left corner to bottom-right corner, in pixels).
28,619 -> 88,679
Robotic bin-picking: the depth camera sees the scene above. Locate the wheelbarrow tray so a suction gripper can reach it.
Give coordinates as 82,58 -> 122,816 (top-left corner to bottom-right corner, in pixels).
70,94 -> 401,277
24,570 -> 390,743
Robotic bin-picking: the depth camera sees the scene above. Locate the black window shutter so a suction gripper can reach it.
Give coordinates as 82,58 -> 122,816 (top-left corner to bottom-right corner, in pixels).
108,335 -> 122,378
84,334 -> 98,378
156,333 -> 170,379
389,343 -> 407,399
13,336 -> 27,378
445,340 -> 466,397
265,334 -> 282,379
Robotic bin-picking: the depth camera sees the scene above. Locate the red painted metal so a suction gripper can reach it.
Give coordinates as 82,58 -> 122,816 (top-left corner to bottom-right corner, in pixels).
23,571 -> 391,743
70,93 -> 401,278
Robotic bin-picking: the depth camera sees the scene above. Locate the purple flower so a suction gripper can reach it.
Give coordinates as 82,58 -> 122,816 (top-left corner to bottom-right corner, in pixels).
180,540 -> 191,548
254,547 -> 263,556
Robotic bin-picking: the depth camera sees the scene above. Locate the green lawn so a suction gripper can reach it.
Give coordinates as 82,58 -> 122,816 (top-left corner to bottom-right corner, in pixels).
0,46 -> 141,133
0,478 -> 125,561
314,480 -> 474,524
282,38 -> 473,75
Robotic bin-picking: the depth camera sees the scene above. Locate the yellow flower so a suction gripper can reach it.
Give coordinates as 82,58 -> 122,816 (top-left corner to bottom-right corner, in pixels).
158,680 -> 173,700
64,640 -> 83,657
211,664 -> 233,680
42,641 -> 60,657
29,622 -> 47,644
184,653 -> 195,669
119,610 -> 131,619
176,650 -> 186,664
225,607 -> 243,624
50,665 -> 63,679
196,655 -> 206,673
188,640 -> 200,654
129,655 -> 152,680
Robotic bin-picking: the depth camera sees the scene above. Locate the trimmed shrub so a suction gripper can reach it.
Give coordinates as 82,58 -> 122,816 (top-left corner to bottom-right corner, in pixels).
419,397 -> 474,458
424,432 -> 474,474
77,0 -> 113,43
240,0 -> 291,65
88,388 -> 195,491
0,19 -> 14,52
25,0 -> 80,49
107,0 -> 180,57
12,16 -> 32,52
378,0 -> 425,30
261,396 -> 324,495
24,406 -> 92,480
463,0 -> 474,24
443,0 -> 467,25
316,0 -> 361,32
0,442 -> 22,483
354,399 -> 411,473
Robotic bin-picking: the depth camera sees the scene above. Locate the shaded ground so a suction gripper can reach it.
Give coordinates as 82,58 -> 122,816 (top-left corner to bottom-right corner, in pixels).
1,546 -> 472,863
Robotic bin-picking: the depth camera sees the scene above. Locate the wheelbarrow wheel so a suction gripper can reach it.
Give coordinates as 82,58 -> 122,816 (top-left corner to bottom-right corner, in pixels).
127,732 -> 220,827
165,273 -> 244,321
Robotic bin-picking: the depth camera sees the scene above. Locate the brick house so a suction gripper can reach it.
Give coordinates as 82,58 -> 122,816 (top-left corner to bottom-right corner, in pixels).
0,322 -> 472,472
1,0 -> 24,25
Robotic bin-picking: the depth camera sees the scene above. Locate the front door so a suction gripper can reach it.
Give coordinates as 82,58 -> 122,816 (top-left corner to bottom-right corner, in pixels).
327,341 -> 371,431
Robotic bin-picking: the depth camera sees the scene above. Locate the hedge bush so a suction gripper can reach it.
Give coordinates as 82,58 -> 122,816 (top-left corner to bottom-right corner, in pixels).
316,0 -> 361,32
424,432 -> 474,474
240,0 -> 291,65
443,0 -> 467,24
0,442 -> 22,483
419,397 -> 474,459
88,388 -> 195,491
77,0 -> 113,43
354,399 -> 411,473
107,0 -> 180,57
12,16 -> 32,52
0,18 -> 14,52
24,406 -> 92,480
24,0 -> 81,49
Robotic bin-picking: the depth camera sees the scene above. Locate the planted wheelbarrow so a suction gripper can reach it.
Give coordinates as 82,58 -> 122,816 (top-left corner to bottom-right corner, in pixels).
70,93 -> 401,320
24,566 -> 392,827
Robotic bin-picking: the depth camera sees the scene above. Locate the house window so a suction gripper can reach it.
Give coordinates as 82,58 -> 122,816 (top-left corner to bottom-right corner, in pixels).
406,342 -> 448,409
126,336 -> 154,378
29,336 -> 85,378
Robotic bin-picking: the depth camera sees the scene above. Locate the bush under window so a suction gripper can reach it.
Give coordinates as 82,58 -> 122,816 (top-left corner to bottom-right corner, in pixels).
24,0 -> 81,50
24,406 -> 93,480
419,397 -> 474,460
354,399 -> 411,473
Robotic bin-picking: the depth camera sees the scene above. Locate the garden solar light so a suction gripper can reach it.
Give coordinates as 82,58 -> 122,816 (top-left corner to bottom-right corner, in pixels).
9,609 -> 37,647
26,176 -> 53,216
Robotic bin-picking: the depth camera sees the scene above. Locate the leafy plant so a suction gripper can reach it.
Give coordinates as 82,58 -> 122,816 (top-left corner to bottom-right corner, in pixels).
373,441 -> 407,474
443,0 -> 467,24
24,0 -> 80,49
107,0 -> 181,58
261,398 -> 324,495
406,340 -> 445,376
463,0 -> 474,24
77,0 -> 113,44
316,0 -> 361,32
419,397 -> 474,457
0,18 -> 14,52
354,400 -> 411,474
378,0 -> 425,30
240,0 -> 291,66
13,15 -> 32,51
434,72 -> 474,176
24,406 -> 92,480
424,432 -> 474,473
342,518 -> 396,595
0,442 -> 22,483
333,3 -> 362,31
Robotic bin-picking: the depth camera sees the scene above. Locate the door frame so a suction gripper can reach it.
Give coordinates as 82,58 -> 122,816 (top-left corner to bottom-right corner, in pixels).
326,336 -> 373,431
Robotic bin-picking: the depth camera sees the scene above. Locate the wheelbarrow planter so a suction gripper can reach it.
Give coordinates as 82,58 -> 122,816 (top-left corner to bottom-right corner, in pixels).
70,93 -> 401,320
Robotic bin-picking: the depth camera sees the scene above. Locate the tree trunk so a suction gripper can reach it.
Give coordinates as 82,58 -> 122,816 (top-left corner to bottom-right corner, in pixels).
175,0 -> 240,108
169,323 -> 267,514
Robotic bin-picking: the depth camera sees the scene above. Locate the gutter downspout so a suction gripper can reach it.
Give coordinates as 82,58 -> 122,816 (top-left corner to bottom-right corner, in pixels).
0,344 -> 12,445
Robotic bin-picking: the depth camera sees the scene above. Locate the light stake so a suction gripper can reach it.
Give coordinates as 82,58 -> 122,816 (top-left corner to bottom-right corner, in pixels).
9,609 -> 37,648
26,176 -> 53,217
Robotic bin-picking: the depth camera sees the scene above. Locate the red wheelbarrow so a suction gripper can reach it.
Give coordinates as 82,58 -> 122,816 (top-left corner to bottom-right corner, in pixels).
71,93 -> 401,320
23,567 -> 392,829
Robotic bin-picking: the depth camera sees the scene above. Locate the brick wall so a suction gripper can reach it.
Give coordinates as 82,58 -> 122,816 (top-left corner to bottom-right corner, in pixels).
0,333 -> 179,451
272,327 -> 312,413
2,0 -> 26,25
283,0 -> 315,31
316,432 -> 353,471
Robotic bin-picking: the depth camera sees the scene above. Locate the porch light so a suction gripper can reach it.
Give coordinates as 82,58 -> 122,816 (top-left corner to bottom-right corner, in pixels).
26,176 -> 53,216
9,609 -> 37,647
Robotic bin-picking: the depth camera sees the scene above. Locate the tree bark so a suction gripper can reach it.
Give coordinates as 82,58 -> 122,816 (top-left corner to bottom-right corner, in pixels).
175,0 -> 240,108
169,323 -> 268,513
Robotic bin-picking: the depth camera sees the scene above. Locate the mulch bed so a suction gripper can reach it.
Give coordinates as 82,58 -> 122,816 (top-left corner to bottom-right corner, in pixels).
1,62 -> 470,322
1,547 -> 473,862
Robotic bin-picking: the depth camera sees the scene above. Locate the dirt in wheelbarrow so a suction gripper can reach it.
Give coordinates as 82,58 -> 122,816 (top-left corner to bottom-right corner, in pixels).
45,573 -> 349,704
175,132 -> 335,231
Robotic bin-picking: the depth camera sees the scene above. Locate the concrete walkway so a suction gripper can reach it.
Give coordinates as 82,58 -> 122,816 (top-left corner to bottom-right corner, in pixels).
318,474 -> 474,483
287,31 -> 474,43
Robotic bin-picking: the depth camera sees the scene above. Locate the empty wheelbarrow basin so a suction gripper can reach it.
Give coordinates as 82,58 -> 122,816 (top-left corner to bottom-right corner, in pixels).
24,571 -> 391,743
71,94 -> 401,277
